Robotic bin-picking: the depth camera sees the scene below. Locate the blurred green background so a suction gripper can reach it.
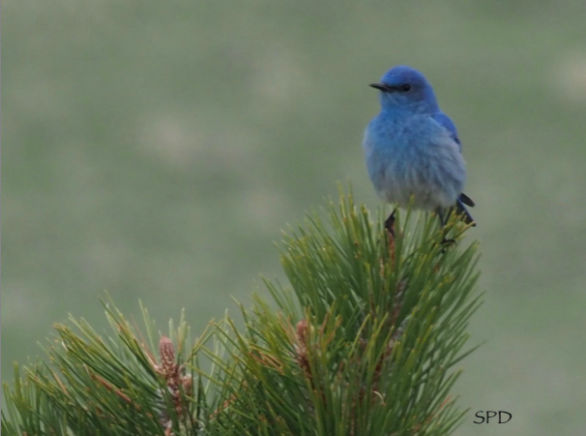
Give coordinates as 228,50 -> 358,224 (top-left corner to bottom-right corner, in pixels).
3,1 -> 586,434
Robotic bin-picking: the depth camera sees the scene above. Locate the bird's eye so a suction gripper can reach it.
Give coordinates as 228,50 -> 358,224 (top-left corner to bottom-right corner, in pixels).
398,84 -> 411,92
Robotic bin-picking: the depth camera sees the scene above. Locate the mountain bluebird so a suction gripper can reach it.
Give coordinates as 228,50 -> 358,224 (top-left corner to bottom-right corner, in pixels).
363,65 -> 475,231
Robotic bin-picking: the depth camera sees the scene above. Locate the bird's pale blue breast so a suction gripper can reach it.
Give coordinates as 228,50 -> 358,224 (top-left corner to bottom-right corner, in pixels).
363,112 -> 466,209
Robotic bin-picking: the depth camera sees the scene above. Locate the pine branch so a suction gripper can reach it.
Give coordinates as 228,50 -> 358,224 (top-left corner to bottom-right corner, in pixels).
2,190 -> 482,435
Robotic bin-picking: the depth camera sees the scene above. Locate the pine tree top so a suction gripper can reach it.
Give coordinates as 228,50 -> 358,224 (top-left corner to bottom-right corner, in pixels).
2,190 -> 482,435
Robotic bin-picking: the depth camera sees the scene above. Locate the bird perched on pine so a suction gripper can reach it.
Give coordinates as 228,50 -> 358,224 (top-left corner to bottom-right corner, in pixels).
363,65 -> 475,232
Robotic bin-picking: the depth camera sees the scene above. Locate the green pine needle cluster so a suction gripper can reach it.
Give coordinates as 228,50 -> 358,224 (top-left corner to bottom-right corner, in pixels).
2,191 -> 482,435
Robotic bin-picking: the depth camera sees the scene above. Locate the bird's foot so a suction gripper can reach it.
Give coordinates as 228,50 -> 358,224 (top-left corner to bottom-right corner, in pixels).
384,210 -> 396,237
441,237 -> 456,246
385,209 -> 397,265
437,236 -> 457,255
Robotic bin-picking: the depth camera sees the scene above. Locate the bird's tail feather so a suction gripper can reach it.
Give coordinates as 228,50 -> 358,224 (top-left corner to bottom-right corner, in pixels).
459,192 -> 475,207
455,198 -> 475,225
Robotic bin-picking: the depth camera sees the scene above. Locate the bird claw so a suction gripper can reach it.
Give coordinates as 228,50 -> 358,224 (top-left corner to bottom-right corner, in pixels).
441,237 -> 456,246
384,210 -> 396,237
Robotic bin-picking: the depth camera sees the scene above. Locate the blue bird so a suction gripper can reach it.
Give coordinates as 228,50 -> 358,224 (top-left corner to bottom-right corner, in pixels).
363,65 -> 475,231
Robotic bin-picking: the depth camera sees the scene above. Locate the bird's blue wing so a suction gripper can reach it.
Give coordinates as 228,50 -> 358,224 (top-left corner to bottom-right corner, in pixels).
432,112 -> 461,151
432,111 -> 476,223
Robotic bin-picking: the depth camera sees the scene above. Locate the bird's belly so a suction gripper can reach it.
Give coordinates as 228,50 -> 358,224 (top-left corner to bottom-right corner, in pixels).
376,175 -> 445,210
368,146 -> 460,210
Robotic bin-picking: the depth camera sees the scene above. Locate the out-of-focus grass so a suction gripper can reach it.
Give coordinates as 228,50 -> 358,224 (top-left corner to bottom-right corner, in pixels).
3,2 -> 586,434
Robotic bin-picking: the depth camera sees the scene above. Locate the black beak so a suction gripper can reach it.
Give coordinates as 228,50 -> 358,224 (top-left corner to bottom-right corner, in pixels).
369,82 -> 388,91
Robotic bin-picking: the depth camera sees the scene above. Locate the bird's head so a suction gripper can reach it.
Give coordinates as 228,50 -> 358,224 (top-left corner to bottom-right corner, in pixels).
370,65 -> 439,113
